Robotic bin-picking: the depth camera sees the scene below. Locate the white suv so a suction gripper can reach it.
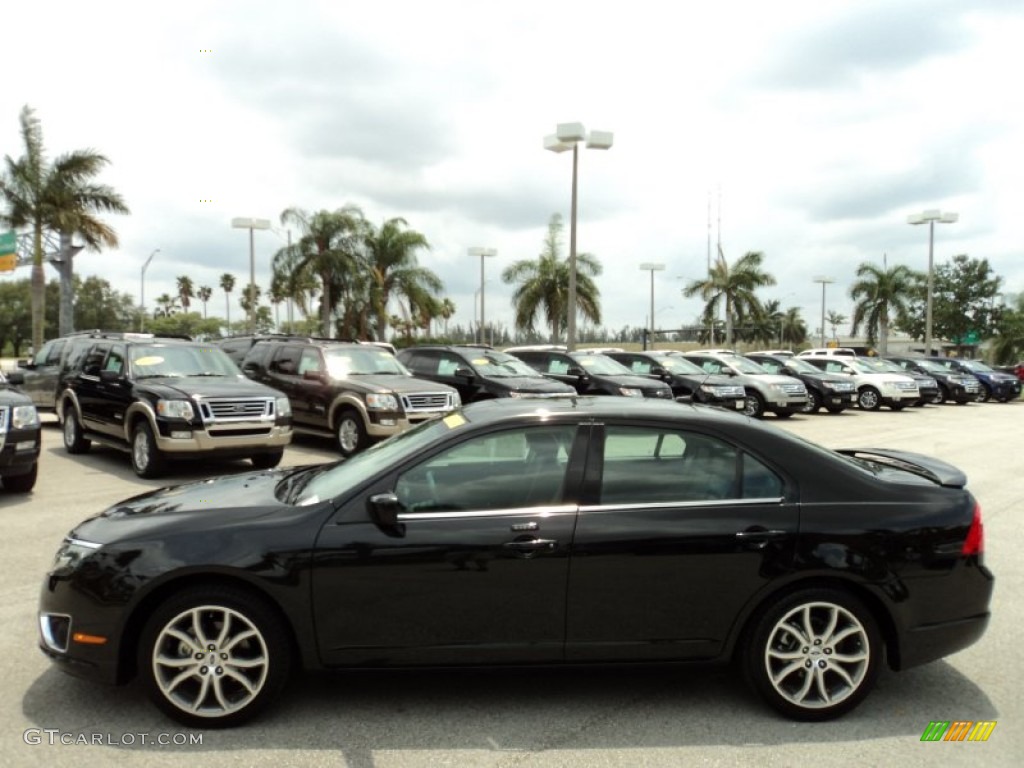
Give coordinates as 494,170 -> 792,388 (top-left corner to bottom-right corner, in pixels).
800,356 -> 919,411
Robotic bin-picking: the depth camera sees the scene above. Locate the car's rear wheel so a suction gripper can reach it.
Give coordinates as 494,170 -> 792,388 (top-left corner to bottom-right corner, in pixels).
132,421 -> 167,478
743,588 -> 881,721
138,586 -> 291,728
857,388 -> 881,411
335,408 -> 367,457
801,390 -> 821,414
62,407 -> 90,454
743,392 -> 765,418
2,463 -> 37,493
250,450 -> 284,470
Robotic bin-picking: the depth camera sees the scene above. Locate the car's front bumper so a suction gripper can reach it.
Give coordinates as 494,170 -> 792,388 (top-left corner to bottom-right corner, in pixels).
0,426 -> 41,476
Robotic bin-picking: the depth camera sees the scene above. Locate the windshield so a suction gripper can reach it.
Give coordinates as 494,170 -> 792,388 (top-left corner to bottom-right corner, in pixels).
572,354 -> 632,375
908,359 -> 945,373
724,356 -> 770,374
653,355 -> 705,375
130,345 -> 241,377
781,357 -> 822,374
285,415 -> 458,504
859,358 -> 904,373
471,352 -> 542,377
324,347 -> 409,377
961,360 -> 994,373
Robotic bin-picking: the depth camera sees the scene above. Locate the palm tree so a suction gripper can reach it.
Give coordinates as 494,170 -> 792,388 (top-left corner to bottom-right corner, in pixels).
240,284 -> 261,319
364,217 -> 442,340
782,307 -> 808,346
276,206 -> 367,336
683,248 -> 776,346
826,310 -> 847,343
439,298 -> 456,337
220,273 -> 236,329
501,214 -> 602,343
849,262 -> 919,354
176,275 -> 195,314
154,293 -> 179,318
0,105 -> 129,346
196,285 -> 213,318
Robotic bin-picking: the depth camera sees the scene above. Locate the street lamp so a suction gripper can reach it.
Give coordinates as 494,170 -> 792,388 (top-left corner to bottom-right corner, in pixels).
544,122 -> 613,351
908,209 -> 958,356
140,248 -> 159,332
639,263 -> 666,349
231,217 -> 271,333
813,276 -> 835,348
468,247 -> 497,345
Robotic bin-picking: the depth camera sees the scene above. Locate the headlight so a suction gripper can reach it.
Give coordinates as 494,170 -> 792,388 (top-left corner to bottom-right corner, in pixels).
618,387 -> 643,397
12,404 -> 40,430
366,393 -> 399,410
50,538 -> 101,575
451,392 -> 462,407
508,391 -> 526,399
700,385 -> 716,394
275,396 -> 292,417
156,399 -> 194,420
769,384 -> 787,395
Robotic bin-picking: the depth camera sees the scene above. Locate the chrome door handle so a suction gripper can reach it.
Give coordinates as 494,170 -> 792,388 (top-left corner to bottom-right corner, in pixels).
502,538 -> 557,551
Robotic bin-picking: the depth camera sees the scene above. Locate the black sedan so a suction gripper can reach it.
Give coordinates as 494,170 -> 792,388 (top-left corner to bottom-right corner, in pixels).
38,398 -> 993,727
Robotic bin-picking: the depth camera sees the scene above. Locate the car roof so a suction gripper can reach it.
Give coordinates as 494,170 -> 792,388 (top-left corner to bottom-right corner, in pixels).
460,395 -> 747,427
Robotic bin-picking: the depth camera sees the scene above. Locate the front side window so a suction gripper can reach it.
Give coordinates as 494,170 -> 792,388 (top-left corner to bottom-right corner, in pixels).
599,425 -> 782,505
395,424 -> 577,513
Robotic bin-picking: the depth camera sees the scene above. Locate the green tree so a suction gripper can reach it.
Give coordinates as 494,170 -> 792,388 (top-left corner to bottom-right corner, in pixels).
276,206 -> 367,336
849,262 -> 919,354
826,310 -> 847,343
363,217 -> 441,340
991,295 -> 1024,365
146,311 -> 224,340
196,285 -> 212,318
154,293 -> 179,317
0,105 -> 129,346
683,248 -> 775,346
783,307 -> 808,347
219,273 -> 236,329
239,283 -> 261,319
74,275 -> 135,331
897,255 -> 1001,355
0,279 -> 33,356
501,214 -> 602,343
176,275 -> 195,314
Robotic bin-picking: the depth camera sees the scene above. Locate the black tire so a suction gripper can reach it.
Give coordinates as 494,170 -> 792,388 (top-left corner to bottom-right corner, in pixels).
825,405 -> 846,414
2,463 -> 37,493
801,389 -> 822,415
62,406 -> 91,454
890,402 -> 906,411
250,450 -> 284,470
137,586 -> 291,728
335,408 -> 367,457
743,392 -> 765,419
932,386 -> 947,405
775,411 -> 794,419
743,588 -> 881,721
131,421 -> 167,478
976,384 -> 991,403
857,387 -> 881,411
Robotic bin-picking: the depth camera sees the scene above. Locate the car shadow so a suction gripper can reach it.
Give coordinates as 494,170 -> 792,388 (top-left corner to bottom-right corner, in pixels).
21,659 -> 996,760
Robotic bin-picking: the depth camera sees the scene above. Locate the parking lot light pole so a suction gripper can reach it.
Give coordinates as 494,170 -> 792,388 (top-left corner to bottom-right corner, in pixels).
140,249 -> 159,332
639,263 -> 666,349
813,276 -> 834,348
908,209 -> 957,356
544,123 -> 613,351
468,247 -> 497,345
231,218 -> 271,334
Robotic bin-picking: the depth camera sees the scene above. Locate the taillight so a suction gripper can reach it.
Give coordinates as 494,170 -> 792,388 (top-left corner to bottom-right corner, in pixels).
962,502 -> 984,556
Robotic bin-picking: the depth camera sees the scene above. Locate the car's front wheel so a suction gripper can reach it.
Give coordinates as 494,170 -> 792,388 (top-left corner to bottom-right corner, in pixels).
857,387 -> 881,411
743,588 -> 881,721
801,390 -> 821,414
138,586 -> 291,728
932,386 -> 947,405
335,408 -> 367,457
743,392 -> 765,418
62,407 -> 91,454
2,463 -> 37,493
131,421 -> 167,478
976,384 -> 992,403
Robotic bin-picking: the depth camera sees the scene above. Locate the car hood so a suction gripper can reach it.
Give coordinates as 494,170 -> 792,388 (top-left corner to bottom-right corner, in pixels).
71,467 -> 325,545
333,374 -> 455,394
500,376 -> 576,393
136,375 -> 281,399
601,374 -> 671,390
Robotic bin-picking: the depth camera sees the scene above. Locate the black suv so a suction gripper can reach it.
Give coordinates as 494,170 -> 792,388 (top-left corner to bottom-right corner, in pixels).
241,340 -> 460,456
884,356 -> 980,404
600,350 -> 746,410
924,357 -> 1021,403
505,347 -> 674,400
397,346 -> 576,402
745,353 -> 856,414
57,334 -> 293,478
0,369 -> 41,493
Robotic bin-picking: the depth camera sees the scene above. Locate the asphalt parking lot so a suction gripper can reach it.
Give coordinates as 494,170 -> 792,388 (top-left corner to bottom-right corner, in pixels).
1,403 -> 1020,767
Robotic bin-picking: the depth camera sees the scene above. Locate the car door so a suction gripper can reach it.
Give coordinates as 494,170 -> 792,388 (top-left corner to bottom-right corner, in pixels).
291,345 -> 330,427
267,345 -> 307,424
23,338 -> 66,409
73,341 -> 112,433
311,422 -> 584,666
565,421 -> 798,661
95,344 -> 129,435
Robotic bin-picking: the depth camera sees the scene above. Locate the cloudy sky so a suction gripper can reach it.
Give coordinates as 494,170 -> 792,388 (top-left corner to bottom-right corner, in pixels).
2,0 -> 1022,339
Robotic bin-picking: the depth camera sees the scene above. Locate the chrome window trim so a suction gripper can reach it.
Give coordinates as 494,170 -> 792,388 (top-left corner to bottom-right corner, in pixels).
397,504 -> 577,522
580,497 -> 784,513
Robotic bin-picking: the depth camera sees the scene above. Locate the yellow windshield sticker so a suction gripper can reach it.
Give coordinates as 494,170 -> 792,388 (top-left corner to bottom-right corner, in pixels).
580,359 -> 595,366
134,356 -> 164,366
443,413 -> 466,429
472,358 -> 489,365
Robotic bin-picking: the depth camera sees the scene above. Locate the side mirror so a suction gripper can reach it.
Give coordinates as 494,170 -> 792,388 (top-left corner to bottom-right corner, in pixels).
368,492 -> 406,537
17,359 -> 31,369
99,369 -> 122,383
302,369 -> 325,381
566,366 -> 586,378
5,371 -> 25,385
649,365 -> 667,376
454,367 -> 474,379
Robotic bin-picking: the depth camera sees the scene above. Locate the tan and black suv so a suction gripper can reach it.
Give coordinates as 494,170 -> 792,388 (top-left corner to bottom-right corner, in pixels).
241,340 -> 460,456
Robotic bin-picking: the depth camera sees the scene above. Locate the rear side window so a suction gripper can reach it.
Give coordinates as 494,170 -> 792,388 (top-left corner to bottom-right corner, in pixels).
81,343 -> 110,377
